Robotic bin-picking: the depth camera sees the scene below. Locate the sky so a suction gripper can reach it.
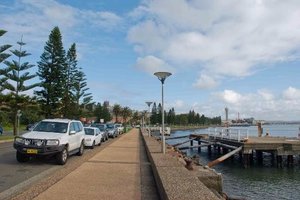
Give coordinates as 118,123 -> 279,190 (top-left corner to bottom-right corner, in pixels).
1,0 -> 300,121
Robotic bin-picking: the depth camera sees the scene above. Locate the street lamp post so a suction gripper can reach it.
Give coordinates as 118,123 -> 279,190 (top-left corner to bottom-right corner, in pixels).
17,110 -> 22,136
154,72 -> 172,154
145,102 -> 153,137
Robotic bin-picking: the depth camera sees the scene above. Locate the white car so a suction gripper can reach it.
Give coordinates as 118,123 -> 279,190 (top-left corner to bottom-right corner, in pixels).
14,119 -> 85,165
84,127 -> 102,148
115,124 -> 124,134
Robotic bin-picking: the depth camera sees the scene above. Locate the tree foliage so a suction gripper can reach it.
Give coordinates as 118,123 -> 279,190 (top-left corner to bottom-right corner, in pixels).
35,27 -> 66,118
121,106 -> 132,124
149,102 -> 221,126
3,37 -> 38,135
0,30 -> 12,93
112,104 -> 122,123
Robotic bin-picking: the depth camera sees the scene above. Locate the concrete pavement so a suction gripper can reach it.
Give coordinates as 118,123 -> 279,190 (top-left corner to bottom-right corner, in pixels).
34,128 -> 159,200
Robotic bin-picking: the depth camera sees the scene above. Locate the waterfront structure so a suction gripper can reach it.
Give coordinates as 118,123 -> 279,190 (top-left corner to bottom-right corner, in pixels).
168,128 -> 300,168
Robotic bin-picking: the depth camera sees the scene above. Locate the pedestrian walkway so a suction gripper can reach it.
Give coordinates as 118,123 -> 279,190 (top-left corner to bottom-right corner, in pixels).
34,128 -> 159,200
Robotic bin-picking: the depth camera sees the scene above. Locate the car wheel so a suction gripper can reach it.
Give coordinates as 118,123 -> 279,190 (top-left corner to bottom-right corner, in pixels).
16,151 -> 29,163
77,141 -> 84,156
56,147 -> 68,165
91,141 -> 95,149
98,140 -> 101,146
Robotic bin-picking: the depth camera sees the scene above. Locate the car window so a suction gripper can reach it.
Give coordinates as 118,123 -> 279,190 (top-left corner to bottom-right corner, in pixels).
107,124 -> 114,128
77,122 -> 83,131
74,122 -> 81,132
69,122 -> 76,132
84,128 -> 94,135
33,122 -> 68,133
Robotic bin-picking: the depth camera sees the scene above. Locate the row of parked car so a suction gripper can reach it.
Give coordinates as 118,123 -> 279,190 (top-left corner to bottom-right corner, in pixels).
13,119 -> 124,165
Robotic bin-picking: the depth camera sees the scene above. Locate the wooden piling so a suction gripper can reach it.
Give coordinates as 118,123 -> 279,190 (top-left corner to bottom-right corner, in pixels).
277,155 -> 283,168
223,148 -> 228,154
271,152 -> 275,166
208,145 -> 212,155
198,140 -> 201,153
287,155 -> 294,167
257,122 -> 263,137
243,154 -> 250,168
250,152 -> 254,166
207,146 -> 243,168
217,146 -> 221,154
256,150 -> 263,165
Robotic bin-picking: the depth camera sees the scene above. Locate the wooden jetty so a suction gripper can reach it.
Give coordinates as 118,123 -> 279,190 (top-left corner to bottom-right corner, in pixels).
169,128 -> 300,168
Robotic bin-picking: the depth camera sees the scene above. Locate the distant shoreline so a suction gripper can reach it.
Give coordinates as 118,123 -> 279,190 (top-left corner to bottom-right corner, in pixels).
171,125 -> 209,132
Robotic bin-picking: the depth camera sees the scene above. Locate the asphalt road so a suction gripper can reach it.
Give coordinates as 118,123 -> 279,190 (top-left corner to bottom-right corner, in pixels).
0,140 -> 103,196
0,142 -> 58,193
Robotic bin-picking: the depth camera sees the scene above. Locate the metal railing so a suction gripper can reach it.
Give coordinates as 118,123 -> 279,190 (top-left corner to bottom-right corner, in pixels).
208,127 -> 249,142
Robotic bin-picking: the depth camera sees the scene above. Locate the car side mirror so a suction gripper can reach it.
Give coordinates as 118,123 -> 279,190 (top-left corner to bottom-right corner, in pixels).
69,130 -> 76,135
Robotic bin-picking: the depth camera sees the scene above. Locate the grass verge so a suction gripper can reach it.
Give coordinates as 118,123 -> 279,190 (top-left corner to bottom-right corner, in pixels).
0,135 -> 15,141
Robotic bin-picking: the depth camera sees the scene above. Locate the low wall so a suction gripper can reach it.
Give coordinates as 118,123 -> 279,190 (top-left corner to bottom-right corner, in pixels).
141,130 -> 224,200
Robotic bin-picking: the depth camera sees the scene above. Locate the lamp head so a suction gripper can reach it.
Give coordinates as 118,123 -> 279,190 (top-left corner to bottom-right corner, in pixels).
154,72 -> 172,84
145,101 -> 153,107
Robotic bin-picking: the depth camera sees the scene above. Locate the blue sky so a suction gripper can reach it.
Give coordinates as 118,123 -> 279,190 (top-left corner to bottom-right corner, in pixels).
1,0 -> 300,121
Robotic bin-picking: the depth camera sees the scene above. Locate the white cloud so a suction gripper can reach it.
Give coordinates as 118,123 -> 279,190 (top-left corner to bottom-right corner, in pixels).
193,73 -> 218,89
128,0 -> 300,87
258,89 -> 274,101
282,87 -> 300,100
0,0 -> 123,50
135,55 -> 173,74
213,88 -> 300,120
217,90 -> 242,104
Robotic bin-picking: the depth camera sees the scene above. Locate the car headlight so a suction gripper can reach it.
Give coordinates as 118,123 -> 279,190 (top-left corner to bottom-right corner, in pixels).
15,137 -> 25,144
25,139 -> 30,145
46,140 -> 59,146
36,140 -> 44,146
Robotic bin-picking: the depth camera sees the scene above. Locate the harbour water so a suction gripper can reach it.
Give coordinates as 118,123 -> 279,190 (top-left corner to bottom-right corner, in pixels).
167,125 -> 300,200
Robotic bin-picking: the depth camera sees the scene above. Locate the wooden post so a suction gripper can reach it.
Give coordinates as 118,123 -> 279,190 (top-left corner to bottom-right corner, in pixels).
243,154 -> 250,168
198,140 -> 201,153
271,152 -> 275,166
256,150 -> 263,165
208,145 -> 212,155
207,146 -> 243,168
277,155 -> 283,168
287,155 -> 294,167
190,139 -> 194,147
239,151 -> 243,163
250,152 -> 254,166
231,150 -> 235,163
217,146 -> 221,154
223,148 -> 228,154
257,122 -> 263,137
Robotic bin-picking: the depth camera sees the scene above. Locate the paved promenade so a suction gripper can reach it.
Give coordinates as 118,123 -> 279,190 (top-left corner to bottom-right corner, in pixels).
34,128 -> 159,200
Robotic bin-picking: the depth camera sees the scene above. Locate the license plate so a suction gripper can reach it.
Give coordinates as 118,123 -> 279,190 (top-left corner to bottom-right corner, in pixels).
27,149 -> 38,154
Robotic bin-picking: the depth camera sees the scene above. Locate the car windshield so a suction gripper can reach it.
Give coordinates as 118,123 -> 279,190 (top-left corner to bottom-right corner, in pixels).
115,124 -> 120,127
33,122 -> 68,133
107,124 -> 114,129
84,128 -> 95,136
91,124 -> 105,131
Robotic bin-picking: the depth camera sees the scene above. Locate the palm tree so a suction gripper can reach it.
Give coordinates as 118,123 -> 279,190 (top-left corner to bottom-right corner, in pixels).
121,106 -> 132,124
112,104 -> 122,123
131,111 -> 140,125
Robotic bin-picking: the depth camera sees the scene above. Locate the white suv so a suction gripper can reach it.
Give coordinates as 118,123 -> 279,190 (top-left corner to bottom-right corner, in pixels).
14,119 -> 85,165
